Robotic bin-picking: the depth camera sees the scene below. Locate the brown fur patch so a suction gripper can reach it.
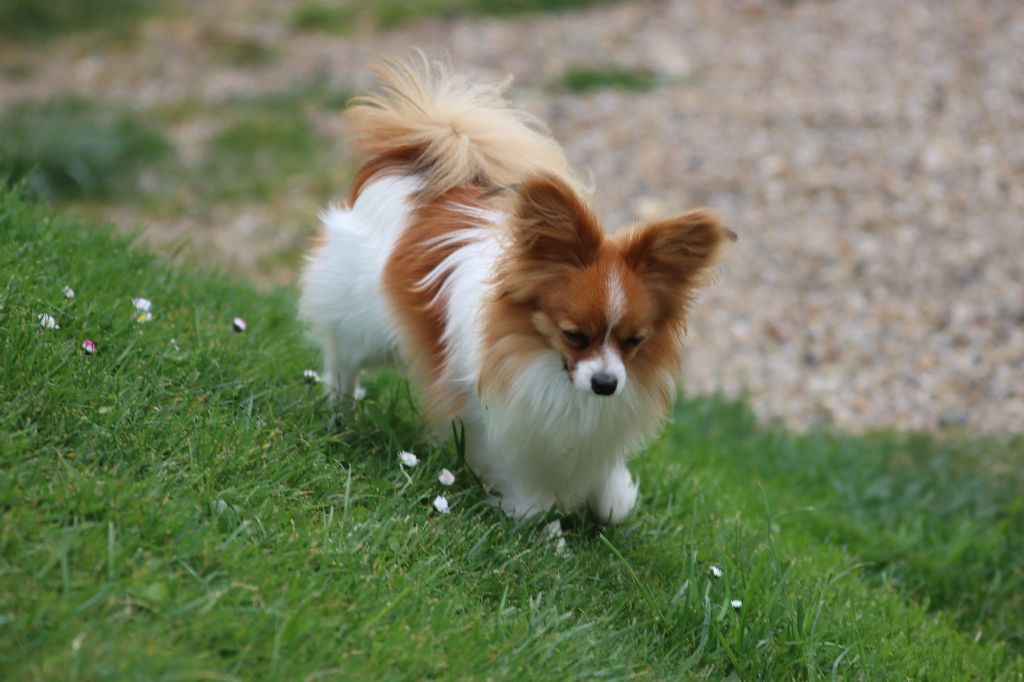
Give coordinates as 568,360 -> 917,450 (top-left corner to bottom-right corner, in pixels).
383,187 -> 488,421
348,146 -> 420,205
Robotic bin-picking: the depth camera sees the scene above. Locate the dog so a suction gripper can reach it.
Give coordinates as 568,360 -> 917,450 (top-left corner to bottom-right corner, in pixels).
299,53 -> 730,523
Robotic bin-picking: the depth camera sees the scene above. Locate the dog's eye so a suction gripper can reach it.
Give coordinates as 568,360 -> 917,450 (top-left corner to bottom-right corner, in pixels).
563,330 -> 589,347
623,336 -> 645,349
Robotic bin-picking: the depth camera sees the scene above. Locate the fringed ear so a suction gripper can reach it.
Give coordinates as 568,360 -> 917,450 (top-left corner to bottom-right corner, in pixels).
511,173 -> 603,268
498,173 -> 604,302
620,209 -> 730,314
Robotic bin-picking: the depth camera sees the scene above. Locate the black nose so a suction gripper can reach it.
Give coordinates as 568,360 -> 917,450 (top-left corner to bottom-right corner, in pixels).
591,373 -> 618,396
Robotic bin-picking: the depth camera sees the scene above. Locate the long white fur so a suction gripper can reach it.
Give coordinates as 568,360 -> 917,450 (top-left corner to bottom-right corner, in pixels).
298,176 -> 422,397
300,177 -> 667,523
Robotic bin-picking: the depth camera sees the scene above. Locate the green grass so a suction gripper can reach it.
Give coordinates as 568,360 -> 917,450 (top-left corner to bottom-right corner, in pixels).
198,113 -> 325,202
1,185 -> 1022,679
0,97 -> 171,201
554,65 -> 658,93
0,0 -> 157,40
291,0 -> 613,33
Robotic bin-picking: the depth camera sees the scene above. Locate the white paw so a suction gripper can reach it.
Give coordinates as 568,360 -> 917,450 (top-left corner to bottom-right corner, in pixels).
589,465 -> 638,524
545,520 -> 568,556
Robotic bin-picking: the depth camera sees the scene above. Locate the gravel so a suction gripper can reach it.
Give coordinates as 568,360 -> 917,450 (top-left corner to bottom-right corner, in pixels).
2,0 -> 1021,432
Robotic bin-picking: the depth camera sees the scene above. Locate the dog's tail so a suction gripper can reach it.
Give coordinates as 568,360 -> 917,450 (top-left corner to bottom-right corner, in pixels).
346,51 -> 574,199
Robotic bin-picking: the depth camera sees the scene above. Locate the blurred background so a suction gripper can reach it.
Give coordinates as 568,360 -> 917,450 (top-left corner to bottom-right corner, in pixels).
1,0 -> 1021,434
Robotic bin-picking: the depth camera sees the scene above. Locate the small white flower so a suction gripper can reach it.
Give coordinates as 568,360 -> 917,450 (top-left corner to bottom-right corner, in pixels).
132,297 -> 152,312
63,286 -> 75,299
730,599 -> 743,610
38,313 -> 59,329
709,565 -> 723,579
432,495 -> 449,514
136,311 -> 153,323
352,385 -> 367,401
398,451 -> 419,467
303,369 -> 321,384
438,468 -> 455,486
82,339 -> 97,354
169,338 -> 180,351
232,317 -> 247,333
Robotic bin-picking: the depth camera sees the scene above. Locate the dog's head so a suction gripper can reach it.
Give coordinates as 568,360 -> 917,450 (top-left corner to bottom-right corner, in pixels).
483,173 -> 730,405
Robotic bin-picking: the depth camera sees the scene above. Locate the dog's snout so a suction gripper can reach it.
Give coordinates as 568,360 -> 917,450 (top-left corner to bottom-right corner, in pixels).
591,373 -> 618,396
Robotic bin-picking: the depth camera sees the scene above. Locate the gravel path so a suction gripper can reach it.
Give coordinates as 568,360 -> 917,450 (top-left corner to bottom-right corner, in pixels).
3,0 -> 1022,432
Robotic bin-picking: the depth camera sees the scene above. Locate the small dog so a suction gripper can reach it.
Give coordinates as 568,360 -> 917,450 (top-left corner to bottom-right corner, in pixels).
300,54 -> 730,523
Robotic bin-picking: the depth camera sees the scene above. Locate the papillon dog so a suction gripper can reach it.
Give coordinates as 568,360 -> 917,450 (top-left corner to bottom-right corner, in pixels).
299,53 -> 731,523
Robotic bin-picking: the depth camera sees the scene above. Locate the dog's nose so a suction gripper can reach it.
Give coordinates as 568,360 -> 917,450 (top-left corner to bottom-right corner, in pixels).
591,373 -> 618,396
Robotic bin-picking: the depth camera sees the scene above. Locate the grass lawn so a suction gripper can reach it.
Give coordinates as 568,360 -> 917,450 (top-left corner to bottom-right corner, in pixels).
1,185 -> 1022,679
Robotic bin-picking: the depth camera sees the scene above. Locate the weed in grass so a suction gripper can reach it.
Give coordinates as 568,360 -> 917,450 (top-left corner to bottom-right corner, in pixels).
291,0 -> 614,33
469,0 -> 613,17
0,61 -> 34,81
208,37 -> 280,67
291,1 -> 361,33
1,185 -> 1022,678
223,79 -> 352,113
198,114 -> 323,202
0,97 -> 171,201
0,0 -> 157,40
151,80 -> 351,129
554,65 -> 658,93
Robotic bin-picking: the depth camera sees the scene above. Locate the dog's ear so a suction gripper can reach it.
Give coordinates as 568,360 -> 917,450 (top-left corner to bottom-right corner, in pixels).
510,173 -> 602,268
620,209 -> 728,314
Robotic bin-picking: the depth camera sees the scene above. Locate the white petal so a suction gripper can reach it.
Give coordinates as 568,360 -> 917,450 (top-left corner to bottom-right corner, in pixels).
710,565 -> 723,579
132,297 -> 152,312
303,369 -> 321,383
438,469 -> 455,486
398,451 -> 419,467
730,599 -> 743,610
432,495 -> 449,514
38,313 -> 59,329
63,286 -> 75,299
136,311 -> 153,323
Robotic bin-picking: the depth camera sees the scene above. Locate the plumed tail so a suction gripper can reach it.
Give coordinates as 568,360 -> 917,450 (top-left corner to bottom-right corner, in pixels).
346,51 -> 575,198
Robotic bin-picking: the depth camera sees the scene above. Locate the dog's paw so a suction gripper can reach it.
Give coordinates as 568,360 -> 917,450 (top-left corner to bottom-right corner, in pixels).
589,465 -> 638,524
